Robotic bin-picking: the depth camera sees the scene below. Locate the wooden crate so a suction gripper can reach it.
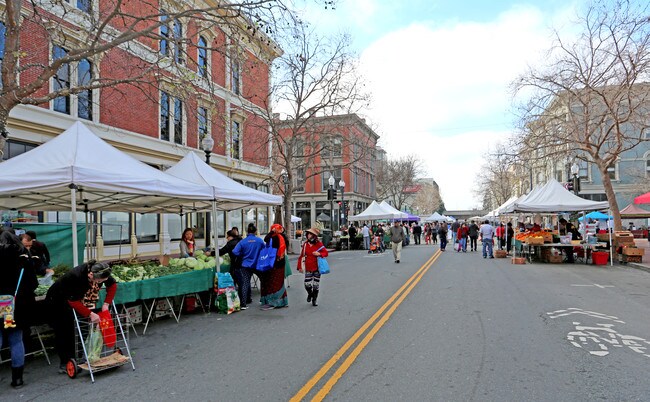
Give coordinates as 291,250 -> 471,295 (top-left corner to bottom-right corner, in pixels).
548,255 -> 563,263
622,254 -> 642,263
527,237 -> 544,245
511,257 -> 526,265
622,247 -> 645,256
495,250 -> 507,258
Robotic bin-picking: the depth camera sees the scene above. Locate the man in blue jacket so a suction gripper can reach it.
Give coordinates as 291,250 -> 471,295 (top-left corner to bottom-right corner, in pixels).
232,223 -> 264,309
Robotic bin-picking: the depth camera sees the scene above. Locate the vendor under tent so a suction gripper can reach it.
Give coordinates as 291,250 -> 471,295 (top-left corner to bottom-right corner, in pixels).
349,200 -> 396,221
620,203 -> 650,218
379,201 -> 409,220
0,122 -> 215,266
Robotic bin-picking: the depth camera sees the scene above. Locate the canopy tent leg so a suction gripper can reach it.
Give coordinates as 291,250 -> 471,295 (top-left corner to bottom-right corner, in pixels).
70,186 -> 79,267
212,200 -> 219,273
608,210 -> 613,267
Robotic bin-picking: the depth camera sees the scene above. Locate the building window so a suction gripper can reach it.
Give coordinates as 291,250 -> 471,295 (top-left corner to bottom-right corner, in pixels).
76,0 -> 91,13
160,91 -> 184,144
135,213 -> 159,243
258,184 -> 269,193
321,168 -> 341,192
332,137 -> 342,157
52,46 -> 70,114
166,213 -> 183,241
295,167 -> 305,192
197,36 -> 208,77
555,169 -> 563,182
646,156 -> 650,177
353,167 -> 358,192
606,163 -> 617,181
198,106 -> 208,145
231,120 -> 241,160
77,59 -> 93,120
2,140 -> 37,161
245,181 -> 256,190
231,58 -> 241,95
102,212 -> 130,245
160,14 -> 170,56
173,20 -> 183,64
0,22 -> 5,75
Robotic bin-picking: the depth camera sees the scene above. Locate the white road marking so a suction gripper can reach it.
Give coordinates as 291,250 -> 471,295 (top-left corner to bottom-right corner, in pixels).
570,284 -> 615,289
546,308 -> 625,323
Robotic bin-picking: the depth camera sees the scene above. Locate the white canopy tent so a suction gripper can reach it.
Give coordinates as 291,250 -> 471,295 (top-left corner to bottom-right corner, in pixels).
349,201 -> 396,221
379,201 -> 409,219
291,215 -> 301,223
423,212 -> 445,222
510,179 -> 609,213
0,122 -> 215,265
166,152 -> 282,251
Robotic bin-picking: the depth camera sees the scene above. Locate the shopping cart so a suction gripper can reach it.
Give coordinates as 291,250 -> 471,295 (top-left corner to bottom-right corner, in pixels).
66,302 -> 135,382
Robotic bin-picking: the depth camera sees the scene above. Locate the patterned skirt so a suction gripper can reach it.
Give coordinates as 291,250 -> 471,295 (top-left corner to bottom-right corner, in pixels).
259,260 -> 288,307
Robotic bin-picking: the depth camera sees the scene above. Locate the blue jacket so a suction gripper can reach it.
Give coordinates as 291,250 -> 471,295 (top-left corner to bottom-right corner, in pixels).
232,233 -> 264,269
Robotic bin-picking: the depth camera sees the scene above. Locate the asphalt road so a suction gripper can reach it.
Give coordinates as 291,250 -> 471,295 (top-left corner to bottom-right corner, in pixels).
3,244 -> 650,401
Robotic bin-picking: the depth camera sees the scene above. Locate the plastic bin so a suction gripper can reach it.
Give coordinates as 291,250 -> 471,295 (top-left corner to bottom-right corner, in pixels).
592,251 -> 609,265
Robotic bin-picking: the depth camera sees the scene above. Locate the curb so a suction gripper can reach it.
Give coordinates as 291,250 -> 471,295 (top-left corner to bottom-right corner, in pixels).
625,262 -> 650,273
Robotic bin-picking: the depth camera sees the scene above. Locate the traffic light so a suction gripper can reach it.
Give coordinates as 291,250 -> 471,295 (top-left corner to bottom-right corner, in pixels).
327,188 -> 337,200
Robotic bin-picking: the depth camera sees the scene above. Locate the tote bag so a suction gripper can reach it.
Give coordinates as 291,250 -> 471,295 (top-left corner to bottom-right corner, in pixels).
316,246 -> 330,274
1,268 -> 24,329
257,240 -> 277,272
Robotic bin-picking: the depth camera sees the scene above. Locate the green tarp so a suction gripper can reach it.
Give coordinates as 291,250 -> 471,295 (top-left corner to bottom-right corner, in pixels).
17,223 -> 85,267
100,269 -> 214,305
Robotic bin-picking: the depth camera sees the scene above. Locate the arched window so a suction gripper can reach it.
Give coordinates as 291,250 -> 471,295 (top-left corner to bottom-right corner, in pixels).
197,36 -> 208,77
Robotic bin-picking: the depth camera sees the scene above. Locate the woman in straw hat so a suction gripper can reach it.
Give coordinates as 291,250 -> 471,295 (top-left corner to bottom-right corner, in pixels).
297,227 -> 328,306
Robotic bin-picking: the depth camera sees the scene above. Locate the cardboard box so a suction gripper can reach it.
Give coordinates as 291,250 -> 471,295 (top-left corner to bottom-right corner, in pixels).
622,254 -> 642,263
527,237 -> 544,245
542,232 -> 553,243
155,299 -> 173,318
623,247 -> 645,256
548,255 -> 563,263
495,250 -> 507,258
125,304 -> 142,324
511,257 -> 526,265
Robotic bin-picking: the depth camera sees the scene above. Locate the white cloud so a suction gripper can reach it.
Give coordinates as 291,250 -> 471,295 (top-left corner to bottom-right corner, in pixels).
358,5 -> 570,209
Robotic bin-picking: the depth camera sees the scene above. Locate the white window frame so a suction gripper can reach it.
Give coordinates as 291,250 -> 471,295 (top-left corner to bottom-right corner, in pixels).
197,35 -> 211,79
197,105 -> 210,149
159,90 -> 186,145
230,118 -> 243,160
645,151 -> 650,178
49,44 -> 99,122
606,162 -> 619,181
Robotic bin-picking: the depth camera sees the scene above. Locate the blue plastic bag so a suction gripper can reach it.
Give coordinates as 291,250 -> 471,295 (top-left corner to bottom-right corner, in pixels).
216,272 -> 235,289
317,257 -> 330,275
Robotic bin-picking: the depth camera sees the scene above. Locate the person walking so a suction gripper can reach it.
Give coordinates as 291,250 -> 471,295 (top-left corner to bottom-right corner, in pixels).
413,222 -> 422,245
259,224 -> 289,310
506,222 -> 515,255
469,221 -> 480,252
0,230 -> 38,388
232,223 -> 265,310
297,228 -> 328,306
450,220 -> 460,244
496,223 -> 505,250
437,222 -> 448,251
480,220 -> 495,258
457,223 -> 469,252
390,221 -> 405,263
431,223 -> 438,245
361,223 -> 371,252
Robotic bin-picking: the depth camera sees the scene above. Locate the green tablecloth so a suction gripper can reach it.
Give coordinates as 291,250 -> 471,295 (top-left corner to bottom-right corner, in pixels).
100,269 -> 215,304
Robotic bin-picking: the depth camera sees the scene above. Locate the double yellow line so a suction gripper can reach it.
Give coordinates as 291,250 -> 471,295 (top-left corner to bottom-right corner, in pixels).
290,249 -> 443,402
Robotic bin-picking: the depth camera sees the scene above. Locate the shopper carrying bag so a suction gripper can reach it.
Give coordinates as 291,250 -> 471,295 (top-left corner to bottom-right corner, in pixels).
297,228 -> 328,307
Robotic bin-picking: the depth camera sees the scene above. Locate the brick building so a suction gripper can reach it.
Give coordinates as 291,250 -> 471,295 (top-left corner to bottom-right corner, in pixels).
0,2 -> 281,260
276,114 -> 380,231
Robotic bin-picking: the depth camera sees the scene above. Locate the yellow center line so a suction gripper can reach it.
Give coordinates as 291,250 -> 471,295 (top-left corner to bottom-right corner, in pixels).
289,249 -> 442,402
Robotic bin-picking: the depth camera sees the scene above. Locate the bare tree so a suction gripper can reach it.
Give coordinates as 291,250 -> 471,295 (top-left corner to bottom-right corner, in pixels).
512,0 -> 650,230
0,0 -> 330,156
242,22 -> 372,235
474,143 -> 517,210
375,154 -> 422,211
411,183 -> 443,216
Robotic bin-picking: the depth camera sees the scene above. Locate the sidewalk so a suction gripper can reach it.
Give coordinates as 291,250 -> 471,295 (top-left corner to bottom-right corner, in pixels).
627,238 -> 650,273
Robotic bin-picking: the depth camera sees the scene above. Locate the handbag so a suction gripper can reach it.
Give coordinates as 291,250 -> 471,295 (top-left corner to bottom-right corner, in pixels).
215,272 -> 240,314
1,268 -> 24,329
257,240 -> 277,272
316,246 -> 330,275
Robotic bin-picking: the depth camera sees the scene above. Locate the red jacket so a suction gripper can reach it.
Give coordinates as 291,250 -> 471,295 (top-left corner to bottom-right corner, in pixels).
496,226 -> 505,238
297,241 -> 329,273
457,226 -> 469,239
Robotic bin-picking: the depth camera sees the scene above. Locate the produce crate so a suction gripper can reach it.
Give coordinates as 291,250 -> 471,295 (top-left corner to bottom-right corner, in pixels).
527,237 -> 544,245
125,304 -> 142,324
155,299 -> 173,318
495,250 -> 507,258
542,232 -> 553,243
622,247 -> 645,256
597,233 -> 611,242
622,254 -> 642,263
548,255 -> 563,263
511,257 -> 526,265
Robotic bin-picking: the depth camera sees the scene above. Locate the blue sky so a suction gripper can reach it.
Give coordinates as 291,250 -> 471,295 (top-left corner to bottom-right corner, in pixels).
300,0 -> 579,209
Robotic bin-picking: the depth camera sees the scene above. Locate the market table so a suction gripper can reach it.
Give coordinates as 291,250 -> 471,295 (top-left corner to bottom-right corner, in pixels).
519,242 -> 608,264
100,268 -> 215,334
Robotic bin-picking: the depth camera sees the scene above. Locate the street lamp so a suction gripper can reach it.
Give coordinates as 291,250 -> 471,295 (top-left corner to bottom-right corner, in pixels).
280,168 -> 288,223
328,174 -> 335,231
339,179 -> 345,227
570,162 -> 580,195
201,135 -> 215,164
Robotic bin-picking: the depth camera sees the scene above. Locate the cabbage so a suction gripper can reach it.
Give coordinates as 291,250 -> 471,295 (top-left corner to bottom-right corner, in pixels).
198,254 -> 208,262
195,260 -> 206,270
169,258 -> 180,266
205,260 -> 216,269
185,257 -> 198,268
195,249 -> 205,258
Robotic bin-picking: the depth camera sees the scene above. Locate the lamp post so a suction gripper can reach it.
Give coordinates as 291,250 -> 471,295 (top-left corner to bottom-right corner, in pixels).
328,174 -> 335,231
280,168 -> 288,225
339,179 -> 345,227
201,135 -> 215,164
570,162 -> 580,195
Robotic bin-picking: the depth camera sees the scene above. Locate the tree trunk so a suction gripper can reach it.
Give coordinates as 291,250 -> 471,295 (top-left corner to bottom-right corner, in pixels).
0,109 -> 9,160
598,163 -> 623,231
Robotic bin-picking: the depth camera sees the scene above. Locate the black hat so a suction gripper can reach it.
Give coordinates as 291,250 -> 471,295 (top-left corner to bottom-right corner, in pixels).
90,262 -> 112,279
